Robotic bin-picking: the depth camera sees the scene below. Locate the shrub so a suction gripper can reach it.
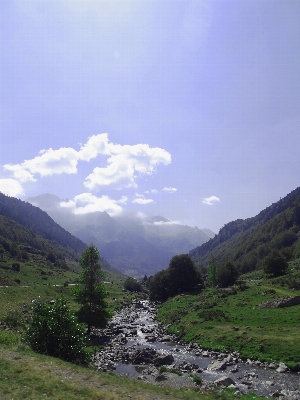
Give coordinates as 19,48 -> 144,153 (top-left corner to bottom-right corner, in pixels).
3,310 -> 22,328
26,297 -> 88,364
192,375 -> 203,386
11,262 -> 20,272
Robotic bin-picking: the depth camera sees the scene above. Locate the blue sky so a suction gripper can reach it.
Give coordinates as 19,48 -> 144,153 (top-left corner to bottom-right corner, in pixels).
1,0 -> 300,233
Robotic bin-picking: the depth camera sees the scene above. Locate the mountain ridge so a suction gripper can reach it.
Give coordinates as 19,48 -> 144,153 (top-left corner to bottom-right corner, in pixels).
189,186 -> 300,272
27,193 -> 213,277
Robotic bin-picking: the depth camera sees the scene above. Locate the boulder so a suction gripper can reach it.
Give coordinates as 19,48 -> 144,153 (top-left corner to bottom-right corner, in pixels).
214,377 -> 235,387
276,363 -> 289,373
133,348 -> 157,364
207,360 -> 227,371
160,335 -> 171,342
154,354 -> 174,366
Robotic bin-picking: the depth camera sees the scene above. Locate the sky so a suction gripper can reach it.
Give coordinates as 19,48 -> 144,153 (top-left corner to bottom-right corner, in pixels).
1,0 -> 300,233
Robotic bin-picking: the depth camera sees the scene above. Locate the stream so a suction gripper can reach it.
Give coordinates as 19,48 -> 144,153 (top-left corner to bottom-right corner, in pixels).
92,300 -> 300,399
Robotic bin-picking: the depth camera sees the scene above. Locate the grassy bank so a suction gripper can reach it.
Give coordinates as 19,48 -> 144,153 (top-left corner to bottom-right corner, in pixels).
0,342 -> 267,400
156,271 -> 300,366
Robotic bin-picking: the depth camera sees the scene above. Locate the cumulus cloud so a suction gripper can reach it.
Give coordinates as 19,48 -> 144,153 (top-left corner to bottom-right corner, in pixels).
132,196 -> 154,205
0,179 -> 24,197
4,147 -> 79,180
163,187 -> 177,193
60,193 -> 125,215
3,133 -> 171,191
202,196 -> 220,205
84,143 -> 171,190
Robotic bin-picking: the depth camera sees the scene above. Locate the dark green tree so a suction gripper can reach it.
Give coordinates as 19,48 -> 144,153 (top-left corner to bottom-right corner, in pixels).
149,254 -> 203,302
10,242 -> 21,258
46,250 -> 56,263
74,244 -> 110,334
124,277 -> 143,292
167,254 -> 202,294
216,262 -> 238,288
263,250 -> 288,277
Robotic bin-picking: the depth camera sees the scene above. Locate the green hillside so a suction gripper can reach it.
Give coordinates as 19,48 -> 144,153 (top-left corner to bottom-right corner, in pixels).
0,192 -> 86,254
190,187 -> 300,273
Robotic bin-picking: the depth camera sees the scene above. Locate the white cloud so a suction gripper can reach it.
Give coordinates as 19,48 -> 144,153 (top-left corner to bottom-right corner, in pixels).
0,179 -> 24,197
84,143 -> 171,190
3,134 -> 171,192
2,165 -> 36,183
78,133 -> 110,161
152,220 -> 179,226
132,197 -> 154,205
145,189 -> 158,194
4,147 -> 79,180
202,196 -> 220,205
163,187 -> 177,193
60,193 -> 124,216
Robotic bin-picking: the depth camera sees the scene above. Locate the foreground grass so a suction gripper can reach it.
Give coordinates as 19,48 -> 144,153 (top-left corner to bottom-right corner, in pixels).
157,272 -> 300,366
0,344 -> 266,400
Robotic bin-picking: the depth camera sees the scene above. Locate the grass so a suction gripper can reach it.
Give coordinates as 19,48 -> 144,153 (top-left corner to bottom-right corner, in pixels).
0,254 -> 142,323
0,344 -> 267,400
157,270 -> 300,365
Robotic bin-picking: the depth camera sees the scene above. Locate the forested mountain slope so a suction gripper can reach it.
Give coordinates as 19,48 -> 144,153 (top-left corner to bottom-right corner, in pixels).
0,193 -> 118,273
190,187 -> 300,272
0,192 -> 86,254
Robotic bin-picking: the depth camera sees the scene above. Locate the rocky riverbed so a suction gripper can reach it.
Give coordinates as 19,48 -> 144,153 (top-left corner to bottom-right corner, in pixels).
92,300 -> 300,399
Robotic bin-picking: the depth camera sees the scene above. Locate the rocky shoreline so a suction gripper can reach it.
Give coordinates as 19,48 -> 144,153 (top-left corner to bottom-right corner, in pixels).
92,300 -> 300,399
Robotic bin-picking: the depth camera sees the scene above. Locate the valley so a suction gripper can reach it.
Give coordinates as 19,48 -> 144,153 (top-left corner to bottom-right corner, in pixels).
1,189 -> 300,399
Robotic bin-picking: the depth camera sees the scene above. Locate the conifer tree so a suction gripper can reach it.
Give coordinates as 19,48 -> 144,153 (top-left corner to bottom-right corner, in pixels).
74,244 -> 110,334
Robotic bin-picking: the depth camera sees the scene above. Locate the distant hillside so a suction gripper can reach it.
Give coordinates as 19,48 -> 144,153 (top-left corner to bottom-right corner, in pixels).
190,187 -> 300,273
27,194 -> 213,277
0,192 -> 86,254
0,193 -> 119,273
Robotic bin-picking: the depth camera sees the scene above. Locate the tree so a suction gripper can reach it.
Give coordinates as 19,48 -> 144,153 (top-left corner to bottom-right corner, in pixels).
124,277 -> 143,292
207,256 -> 218,287
216,262 -> 238,288
10,242 -> 20,258
74,244 -> 110,334
149,254 -> 203,302
263,250 -> 288,277
46,250 -> 56,263
26,297 -> 87,363
167,254 -> 202,294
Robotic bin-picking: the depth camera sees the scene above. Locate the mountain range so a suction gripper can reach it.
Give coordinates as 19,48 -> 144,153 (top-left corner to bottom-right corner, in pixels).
27,194 -> 214,277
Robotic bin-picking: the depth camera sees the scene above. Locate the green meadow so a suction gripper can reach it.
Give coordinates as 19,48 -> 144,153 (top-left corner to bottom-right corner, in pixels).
157,266 -> 300,366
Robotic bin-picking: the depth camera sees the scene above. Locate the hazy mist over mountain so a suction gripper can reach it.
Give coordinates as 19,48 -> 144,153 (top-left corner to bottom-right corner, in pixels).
27,194 -> 214,276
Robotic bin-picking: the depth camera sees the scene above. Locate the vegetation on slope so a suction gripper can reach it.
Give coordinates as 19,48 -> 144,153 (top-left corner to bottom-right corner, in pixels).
156,262 -> 300,366
0,192 -> 86,254
190,187 -> 300,275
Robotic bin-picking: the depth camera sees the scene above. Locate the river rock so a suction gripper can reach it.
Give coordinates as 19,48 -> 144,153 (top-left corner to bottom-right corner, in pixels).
133,348 -> 157,364
154,354 -> 174,366
214,377 -> 235,387
207,360 -> 227,371
276,363 -> 289,373
160,335 -> 171,342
